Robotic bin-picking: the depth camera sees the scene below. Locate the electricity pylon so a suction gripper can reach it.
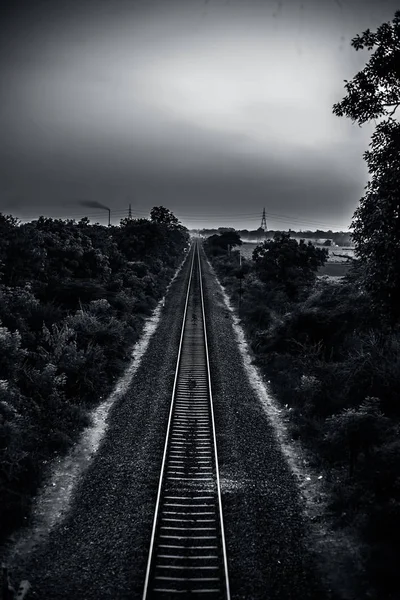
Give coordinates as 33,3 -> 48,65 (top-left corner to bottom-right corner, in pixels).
257,207 -> 267,243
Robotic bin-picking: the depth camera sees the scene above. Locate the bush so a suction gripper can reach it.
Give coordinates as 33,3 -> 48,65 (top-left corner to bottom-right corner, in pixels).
0,209 -> 189,545
323,397 -> 391,476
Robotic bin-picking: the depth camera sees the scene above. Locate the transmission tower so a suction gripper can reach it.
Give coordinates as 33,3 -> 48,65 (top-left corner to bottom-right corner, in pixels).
128,203 -> 132,219
257,207 -> 267,243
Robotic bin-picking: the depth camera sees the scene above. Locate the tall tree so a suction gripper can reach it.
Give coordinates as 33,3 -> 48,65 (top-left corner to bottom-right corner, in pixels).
333,10 -> 400,322
150,206 -> 180,226
252,232 -> 327,300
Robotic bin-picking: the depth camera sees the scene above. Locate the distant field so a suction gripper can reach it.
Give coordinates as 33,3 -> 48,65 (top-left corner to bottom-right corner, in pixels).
317,262 -> 352,277
239,242 -> 258,260
239,241 -> 355,278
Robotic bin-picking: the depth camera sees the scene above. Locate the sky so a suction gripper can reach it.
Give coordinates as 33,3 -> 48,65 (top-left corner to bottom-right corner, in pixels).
0,0 -> 398,231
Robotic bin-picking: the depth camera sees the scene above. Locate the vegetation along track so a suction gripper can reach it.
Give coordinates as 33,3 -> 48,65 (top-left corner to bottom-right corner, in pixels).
142,240 -> 230,599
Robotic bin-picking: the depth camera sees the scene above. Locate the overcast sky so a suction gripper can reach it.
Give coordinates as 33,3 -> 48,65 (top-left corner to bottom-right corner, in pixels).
0,0 -> 398,230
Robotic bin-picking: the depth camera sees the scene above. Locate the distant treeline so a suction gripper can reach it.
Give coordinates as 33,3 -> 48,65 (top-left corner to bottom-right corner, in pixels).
196,227 -> 353,246
0,207 -> 189,545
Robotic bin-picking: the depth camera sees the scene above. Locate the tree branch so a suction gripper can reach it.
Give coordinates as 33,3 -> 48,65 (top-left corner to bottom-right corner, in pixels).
386,103 -> 400,116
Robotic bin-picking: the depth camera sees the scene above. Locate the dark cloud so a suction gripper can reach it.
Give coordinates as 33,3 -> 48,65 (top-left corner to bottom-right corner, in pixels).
0,0 -> 398,230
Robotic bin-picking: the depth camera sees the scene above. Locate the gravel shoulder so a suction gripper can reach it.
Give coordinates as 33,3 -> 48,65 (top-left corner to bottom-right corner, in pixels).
6,252 -> 193,599
201,248 -> 331,600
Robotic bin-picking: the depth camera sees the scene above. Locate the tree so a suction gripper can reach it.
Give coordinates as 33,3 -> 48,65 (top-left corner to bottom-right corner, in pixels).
117,216 -> 188,267
117,218 -> 165,262
332,12 -> 400,125
203,231 -> 242,256
333,10 -> 400,322
218,231 -> 242,250
150,206 -> 180,226
252,232 -> 328,300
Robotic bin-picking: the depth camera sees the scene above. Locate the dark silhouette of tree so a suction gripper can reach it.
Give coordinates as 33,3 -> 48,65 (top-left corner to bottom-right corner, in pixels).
252,232 -> 328,299
217,227 -> 235,233
333,11 -> 400,125
150,206 -> 180,226
204,231 -> 242,255
219,231 -> 242,249
117,218 -> 165,262
333,10 -> 400,322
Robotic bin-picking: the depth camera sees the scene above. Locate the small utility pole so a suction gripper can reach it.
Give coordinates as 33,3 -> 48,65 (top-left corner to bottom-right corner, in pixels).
107,208 -> 111,227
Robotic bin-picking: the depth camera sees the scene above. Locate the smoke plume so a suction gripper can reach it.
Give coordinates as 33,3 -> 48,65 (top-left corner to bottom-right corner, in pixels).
78,200 -> 110,211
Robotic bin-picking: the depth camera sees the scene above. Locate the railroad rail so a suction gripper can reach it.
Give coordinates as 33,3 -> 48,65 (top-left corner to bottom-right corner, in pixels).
142,240 -> 230,599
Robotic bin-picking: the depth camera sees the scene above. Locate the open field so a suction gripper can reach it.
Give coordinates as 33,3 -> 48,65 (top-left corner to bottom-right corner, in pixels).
317,262 -> 352,277
240,242 -> 355,277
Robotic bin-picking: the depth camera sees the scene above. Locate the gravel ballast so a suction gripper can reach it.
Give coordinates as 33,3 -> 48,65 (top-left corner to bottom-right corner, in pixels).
5,244 -> 331,599
4,253 -> 193,599
200,249 -> 330,600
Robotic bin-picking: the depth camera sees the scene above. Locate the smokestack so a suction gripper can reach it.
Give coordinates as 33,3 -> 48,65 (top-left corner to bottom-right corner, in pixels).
78,200 -> 111,225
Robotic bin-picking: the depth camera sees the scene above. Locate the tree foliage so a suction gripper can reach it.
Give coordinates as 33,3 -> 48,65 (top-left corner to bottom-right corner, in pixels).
333,10 -> 400,322
0,207 -> 189,542
150,206 -> 180,226
252,232 -> 328,299
351,119 -> 400,321
203,231 -> 242,255
324,397 -> 391,476
332,11 -> 400,125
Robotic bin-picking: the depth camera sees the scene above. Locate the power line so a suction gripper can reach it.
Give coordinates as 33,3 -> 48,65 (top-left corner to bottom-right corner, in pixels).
134,209 -> 348,229
263,211 -> 347,229
89,205 -> 347,229
129,212 -> 348,230
11,207 -> 350,231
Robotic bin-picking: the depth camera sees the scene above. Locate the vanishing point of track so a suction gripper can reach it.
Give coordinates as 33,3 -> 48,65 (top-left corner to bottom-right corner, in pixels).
142,240 -> 230,599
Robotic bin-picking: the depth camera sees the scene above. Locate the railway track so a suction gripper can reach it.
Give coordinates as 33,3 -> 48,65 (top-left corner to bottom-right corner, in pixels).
142,240 -> 230,599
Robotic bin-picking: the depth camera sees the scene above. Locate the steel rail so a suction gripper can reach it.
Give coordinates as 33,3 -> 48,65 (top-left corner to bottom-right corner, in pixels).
197,243 -> 231,600
142,239 -> 230,599
142,243 -> 196,599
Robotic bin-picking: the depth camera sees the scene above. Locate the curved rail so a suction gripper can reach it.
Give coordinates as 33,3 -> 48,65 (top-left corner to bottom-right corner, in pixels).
142,240 -> 230,599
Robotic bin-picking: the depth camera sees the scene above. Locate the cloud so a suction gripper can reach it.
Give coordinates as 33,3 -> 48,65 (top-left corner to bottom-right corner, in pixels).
0,0 -> 396,229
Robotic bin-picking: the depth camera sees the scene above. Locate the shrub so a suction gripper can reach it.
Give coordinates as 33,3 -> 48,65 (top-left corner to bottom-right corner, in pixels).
323,397 -> 391,476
